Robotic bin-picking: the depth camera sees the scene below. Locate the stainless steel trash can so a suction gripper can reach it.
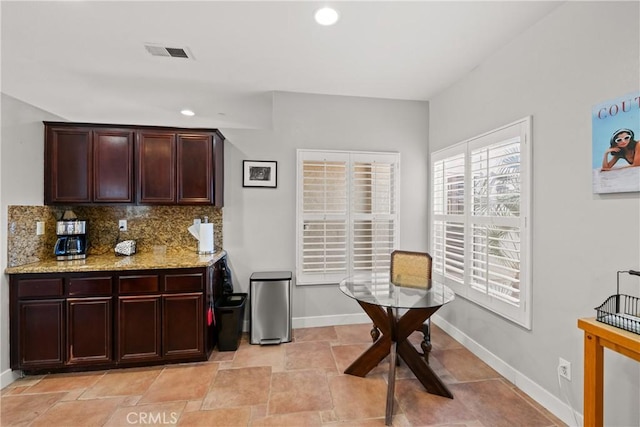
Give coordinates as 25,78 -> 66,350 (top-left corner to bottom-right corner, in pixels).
250,271 -> 292,345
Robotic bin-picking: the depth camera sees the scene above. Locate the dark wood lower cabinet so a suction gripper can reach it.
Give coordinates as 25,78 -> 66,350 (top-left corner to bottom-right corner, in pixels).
67,297 -> 113,365
118,296 -> 162,363
18,300 -> 65,369
163,293 -> 203,358
9,261 -> 223,374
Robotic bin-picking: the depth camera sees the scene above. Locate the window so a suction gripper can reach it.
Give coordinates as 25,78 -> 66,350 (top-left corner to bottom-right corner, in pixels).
431,117 -> 532,328
296,150 -> 400,285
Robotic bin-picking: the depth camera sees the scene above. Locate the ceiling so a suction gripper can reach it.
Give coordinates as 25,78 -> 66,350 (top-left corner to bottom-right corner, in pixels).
1,1 -> 563,129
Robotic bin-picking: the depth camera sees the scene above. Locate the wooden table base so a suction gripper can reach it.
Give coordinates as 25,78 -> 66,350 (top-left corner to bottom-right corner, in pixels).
345,300 -> 453,425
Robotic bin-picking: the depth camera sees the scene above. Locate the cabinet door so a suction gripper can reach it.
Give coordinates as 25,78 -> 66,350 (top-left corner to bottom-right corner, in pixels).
137,131 -> 176,204
93,129 -> 134,203
118,295 -> 162,362
163,293 -> 204,359
45,126 -> 92,204
213,133 -> 224,207
206,266 -> 217,354
67,297 -> 113,365
18,300 -> 65,369
177,133 -> 213,204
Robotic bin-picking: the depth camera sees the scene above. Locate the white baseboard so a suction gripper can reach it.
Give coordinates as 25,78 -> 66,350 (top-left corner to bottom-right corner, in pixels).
242,313 -> 369,332
1,368 -> 22,389
292,313 -> 370,329
431,314 -> 583,427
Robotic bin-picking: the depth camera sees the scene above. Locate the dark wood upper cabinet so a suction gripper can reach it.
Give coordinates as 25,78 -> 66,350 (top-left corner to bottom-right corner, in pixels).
45,126 -> 92,203
93,129 -> 134,202
177,133 -> 213,204
44,124 -> 134,204
45,122 -> 224,206
137,131 -> 176,204
213,133 -> 224,207
138,130 -> 223,206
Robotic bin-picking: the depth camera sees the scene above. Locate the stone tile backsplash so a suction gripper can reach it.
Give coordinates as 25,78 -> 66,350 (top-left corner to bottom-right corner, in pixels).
7,205 -> 223,267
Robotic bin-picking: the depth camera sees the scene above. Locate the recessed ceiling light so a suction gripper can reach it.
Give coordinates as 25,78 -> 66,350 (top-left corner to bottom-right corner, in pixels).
180,109 -> 195,116
314,7 -> 339,26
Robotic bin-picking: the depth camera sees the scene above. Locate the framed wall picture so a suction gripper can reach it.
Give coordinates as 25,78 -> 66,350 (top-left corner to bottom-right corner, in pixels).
243,160 -> 277,188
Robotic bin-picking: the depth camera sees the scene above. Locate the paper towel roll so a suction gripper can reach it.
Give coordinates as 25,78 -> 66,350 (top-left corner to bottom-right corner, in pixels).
188,224 -> 200,240
198,223 -> 214,254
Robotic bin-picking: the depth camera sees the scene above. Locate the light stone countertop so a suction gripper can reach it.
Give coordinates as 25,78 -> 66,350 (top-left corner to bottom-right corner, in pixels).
5,249 -> 227,275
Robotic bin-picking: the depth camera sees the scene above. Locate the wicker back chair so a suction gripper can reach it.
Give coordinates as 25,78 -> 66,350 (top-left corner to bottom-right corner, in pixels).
391,250 -> 432,289
370,250 -> 434,361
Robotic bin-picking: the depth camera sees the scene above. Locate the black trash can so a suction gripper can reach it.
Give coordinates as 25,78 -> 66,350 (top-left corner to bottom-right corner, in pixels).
215,293 -> 247,351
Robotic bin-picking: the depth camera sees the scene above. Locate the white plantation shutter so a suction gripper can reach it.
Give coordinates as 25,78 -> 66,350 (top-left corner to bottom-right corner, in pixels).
352,158 -> 397,273
430,117 -> 531,328
299,154 -> 348,284
297,150 -> 399,285
432,150 -> 466,283
469,138 -> 522,307
469,223 -> 521,304
302,220 -> 347,276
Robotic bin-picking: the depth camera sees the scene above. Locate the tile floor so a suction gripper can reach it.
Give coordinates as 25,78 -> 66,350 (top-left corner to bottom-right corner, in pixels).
1,323 -> 566,426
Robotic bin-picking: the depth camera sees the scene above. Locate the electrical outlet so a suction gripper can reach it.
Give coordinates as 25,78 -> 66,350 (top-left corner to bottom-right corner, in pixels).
119,219 -> 127,232
36,221 -> 45,236
558,357 -> 571,381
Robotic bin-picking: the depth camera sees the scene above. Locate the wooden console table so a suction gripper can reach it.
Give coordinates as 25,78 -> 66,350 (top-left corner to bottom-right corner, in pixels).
577,317 -> 640,427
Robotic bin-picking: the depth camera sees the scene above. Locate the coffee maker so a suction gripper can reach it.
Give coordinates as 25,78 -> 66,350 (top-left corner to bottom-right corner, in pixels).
54,220 -> 87,260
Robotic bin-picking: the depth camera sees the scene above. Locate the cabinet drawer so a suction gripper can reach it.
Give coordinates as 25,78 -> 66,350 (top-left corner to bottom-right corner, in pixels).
18,278 -> 64,298
165,273 -> 204,292
118,275 -> 159,294
68,277 -> 112,296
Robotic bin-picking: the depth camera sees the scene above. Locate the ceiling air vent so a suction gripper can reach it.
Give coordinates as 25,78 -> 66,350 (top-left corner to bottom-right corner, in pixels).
144,44 -> 193,59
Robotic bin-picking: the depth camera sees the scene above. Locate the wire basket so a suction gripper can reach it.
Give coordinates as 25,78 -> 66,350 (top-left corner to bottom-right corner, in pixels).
595,294 -> 640,335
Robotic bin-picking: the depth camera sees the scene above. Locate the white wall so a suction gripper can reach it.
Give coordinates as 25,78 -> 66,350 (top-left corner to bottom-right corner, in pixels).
429,2 -> 639,426
0,94 -> 64,386
222,91 -> 430,325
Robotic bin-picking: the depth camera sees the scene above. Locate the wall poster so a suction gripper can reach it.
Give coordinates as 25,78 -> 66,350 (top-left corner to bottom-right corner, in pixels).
592,91 -> 640,194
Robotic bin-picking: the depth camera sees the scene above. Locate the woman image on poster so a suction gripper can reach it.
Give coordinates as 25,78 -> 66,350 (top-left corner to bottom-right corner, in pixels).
601,128 -> 640,171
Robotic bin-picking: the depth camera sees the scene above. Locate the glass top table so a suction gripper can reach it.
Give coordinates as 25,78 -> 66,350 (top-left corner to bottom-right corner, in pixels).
339,272 -> 455,310
339,273 -> 455,426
